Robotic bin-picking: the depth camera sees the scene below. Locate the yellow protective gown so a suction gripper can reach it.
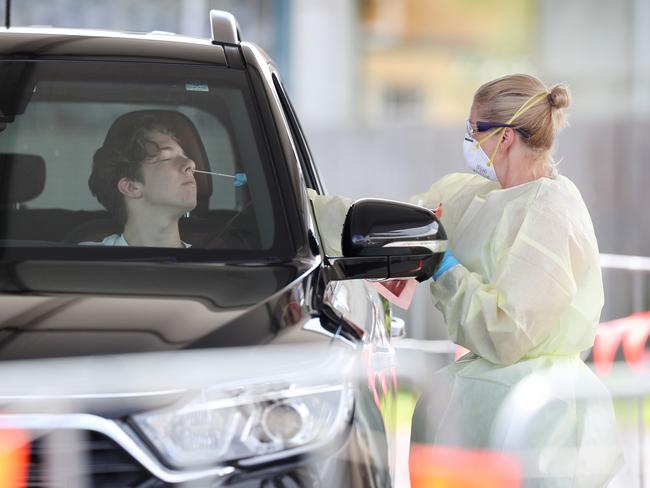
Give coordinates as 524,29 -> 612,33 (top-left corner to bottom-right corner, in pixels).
308,175 -> 623,485
409,172 -> 623,486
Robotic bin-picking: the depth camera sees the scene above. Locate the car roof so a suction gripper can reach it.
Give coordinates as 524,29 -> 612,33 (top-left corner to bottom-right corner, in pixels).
0,27 -> 228,65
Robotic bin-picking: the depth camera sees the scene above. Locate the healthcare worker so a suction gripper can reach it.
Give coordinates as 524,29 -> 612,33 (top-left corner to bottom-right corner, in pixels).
410,74 -> 622,486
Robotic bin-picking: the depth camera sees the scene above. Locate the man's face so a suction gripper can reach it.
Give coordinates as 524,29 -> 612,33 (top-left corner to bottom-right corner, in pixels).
136,130 -> 197,216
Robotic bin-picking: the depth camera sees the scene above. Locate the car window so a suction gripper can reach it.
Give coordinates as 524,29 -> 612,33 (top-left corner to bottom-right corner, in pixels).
6,103 -> 238,211
0,60 -> 290,258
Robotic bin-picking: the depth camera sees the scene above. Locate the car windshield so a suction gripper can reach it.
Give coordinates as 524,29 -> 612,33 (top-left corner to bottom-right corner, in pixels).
0,59 -> 289,260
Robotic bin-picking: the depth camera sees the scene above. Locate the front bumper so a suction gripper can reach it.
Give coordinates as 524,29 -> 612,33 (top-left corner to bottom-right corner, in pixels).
8,410 -> 390,488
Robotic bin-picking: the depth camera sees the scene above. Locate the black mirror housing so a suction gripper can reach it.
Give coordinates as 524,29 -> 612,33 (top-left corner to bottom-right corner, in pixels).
342,198 -> 446,257
327,199 -> 447,282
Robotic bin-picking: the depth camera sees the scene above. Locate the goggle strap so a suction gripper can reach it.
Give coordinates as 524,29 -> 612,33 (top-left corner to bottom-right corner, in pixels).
476,126 -> 506,146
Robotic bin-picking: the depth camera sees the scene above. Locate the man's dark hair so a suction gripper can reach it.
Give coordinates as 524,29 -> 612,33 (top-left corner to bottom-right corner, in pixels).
89,114 -> 177,225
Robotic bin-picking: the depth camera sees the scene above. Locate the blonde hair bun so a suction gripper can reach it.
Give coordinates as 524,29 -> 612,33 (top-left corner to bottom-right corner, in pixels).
548,84 -> 571,109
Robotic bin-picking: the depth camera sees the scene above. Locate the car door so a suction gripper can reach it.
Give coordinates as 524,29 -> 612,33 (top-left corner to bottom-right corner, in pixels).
271,73 -> 399,480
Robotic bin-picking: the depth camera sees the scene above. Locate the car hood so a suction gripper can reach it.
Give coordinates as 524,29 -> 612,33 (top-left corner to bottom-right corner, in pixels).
0,259 -> 319,361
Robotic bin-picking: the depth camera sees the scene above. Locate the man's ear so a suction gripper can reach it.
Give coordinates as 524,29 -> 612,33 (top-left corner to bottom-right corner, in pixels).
117,177 -> 143,199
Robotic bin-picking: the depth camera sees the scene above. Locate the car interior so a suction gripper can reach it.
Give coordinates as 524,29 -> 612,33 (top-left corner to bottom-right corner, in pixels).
0,123 -> 258,250
0,62 -> 277,252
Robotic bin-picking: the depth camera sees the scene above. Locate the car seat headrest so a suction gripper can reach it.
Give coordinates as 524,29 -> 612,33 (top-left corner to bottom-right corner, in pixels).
101,110 -> 213,212
0,153 -> 46,204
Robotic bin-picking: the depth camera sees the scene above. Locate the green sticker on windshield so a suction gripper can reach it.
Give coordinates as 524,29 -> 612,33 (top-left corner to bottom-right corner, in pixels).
186,82 -> 209,92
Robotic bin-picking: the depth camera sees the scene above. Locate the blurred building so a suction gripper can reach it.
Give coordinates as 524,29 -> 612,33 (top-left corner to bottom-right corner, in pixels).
359,0 -> 536,125
358,0 -> 650,124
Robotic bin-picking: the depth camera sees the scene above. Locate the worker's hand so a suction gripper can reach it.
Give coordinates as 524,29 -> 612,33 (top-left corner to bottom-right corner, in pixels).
433,249 -> 460,280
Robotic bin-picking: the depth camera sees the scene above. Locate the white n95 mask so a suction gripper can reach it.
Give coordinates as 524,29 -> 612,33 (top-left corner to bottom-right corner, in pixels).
463,136 -> 497,182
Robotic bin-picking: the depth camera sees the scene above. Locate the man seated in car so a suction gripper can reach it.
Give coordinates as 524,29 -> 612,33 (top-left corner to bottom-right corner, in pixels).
85,114 -> 197,247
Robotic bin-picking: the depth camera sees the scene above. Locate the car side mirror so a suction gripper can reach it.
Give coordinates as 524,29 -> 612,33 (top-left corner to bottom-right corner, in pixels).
326,199 -> 447,282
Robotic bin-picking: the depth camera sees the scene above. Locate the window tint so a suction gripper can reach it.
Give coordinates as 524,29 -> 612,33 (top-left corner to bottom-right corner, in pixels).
0,60 -> 290,258
3,103 -> 238,211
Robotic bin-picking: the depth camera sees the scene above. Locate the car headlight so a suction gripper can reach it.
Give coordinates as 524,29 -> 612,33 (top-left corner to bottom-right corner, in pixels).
131,382 -> 354,468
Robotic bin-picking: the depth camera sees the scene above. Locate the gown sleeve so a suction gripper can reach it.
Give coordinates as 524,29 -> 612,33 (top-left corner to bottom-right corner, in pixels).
306,173 -> 477,258
430,193 -> 601,365
408,173 -> 477,210
307,189 -> 355,257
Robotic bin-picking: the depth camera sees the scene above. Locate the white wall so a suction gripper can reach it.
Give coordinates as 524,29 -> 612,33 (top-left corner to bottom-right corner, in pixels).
289,0 -> 358,129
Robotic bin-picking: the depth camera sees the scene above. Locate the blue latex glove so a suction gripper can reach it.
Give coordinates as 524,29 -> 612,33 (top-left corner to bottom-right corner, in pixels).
433,249 -> 460,280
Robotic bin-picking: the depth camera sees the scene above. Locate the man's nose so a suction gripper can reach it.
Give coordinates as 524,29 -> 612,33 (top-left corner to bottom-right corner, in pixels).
181,156 -> 196,173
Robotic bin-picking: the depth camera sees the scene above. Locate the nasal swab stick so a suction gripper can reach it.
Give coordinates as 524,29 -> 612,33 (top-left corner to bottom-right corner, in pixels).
192,169 -> 235,179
